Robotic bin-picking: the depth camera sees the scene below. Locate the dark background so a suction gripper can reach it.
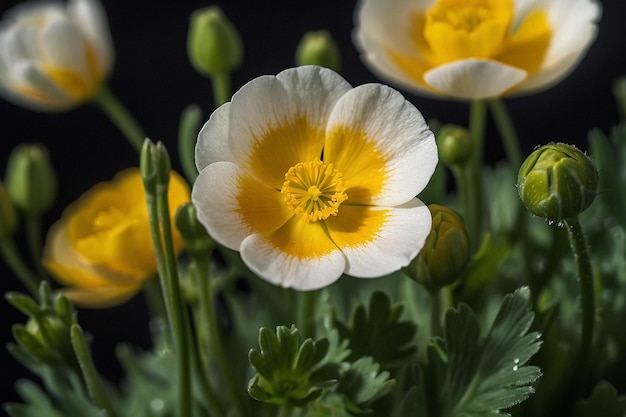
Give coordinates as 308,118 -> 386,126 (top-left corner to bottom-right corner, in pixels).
1,0 -> 625,411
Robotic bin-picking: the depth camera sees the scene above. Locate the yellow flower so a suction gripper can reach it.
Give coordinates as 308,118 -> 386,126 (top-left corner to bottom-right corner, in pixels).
192,66 -> 438,290
354,0 -> 601,99
0,0 -> 113,111
44,168 -> 190,308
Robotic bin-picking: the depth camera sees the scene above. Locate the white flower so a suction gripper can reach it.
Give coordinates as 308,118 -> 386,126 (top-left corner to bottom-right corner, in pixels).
354,0 -> 601,99
192,66 -> 438,291
0,0 -> 113,111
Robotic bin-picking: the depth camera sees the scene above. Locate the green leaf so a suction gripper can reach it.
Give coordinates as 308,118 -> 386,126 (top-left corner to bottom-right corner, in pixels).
335,356 -> 395,413
424,287 -> 542,417
573,381 -> 626,417
334,291 -> 417,370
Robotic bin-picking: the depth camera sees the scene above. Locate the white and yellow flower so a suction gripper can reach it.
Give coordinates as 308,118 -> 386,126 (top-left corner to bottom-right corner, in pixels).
192,66 -> 438,291
0,0 -> 113,111
354,0 -> 601,99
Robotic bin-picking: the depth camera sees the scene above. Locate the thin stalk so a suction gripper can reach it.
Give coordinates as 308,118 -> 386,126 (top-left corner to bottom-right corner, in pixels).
211,72 -> 231,108
487,99 -> 523,169
92,86 -> 146,152
563,217 -> 595,367
178,104 -> 202,183
24,214 -> 49,284
429,287 -> 443,338
299,290 -> 318,340
466,99 -> 487,251
0,238 -> 40,296
195,255 -> 249,417
70,324 -> 120,417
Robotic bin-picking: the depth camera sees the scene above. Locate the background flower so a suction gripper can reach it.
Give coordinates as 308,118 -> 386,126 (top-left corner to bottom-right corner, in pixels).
0,0 -> 113,111
44,168 -> 190,308
192,65 -> 438,290
354,0 -> 601,99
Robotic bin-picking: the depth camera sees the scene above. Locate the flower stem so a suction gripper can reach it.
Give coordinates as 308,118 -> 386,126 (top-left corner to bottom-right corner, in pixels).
211,72 -> 231,108
487,99 -> 523,169
24,214 -> 50,284
178,104 -> 202,183
429,287 -> 443,338
195,255 -> 249,417
0,238 -> 40,296
563,217 -> 595,367
299,290 -> 318,339
466,99 -> 487,250
70,324 -> 120,417
92,86 -> 146,153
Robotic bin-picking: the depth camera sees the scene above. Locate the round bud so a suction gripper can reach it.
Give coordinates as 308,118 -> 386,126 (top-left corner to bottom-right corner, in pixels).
436,124 -> 473,167
295,30 -> 342,72
517,143 -> 598,221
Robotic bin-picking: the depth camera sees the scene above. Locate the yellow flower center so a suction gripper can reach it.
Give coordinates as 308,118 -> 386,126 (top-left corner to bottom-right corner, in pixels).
281,160 -> 348,223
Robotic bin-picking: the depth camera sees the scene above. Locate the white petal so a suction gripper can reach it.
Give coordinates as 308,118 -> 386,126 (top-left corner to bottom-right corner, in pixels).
227,66 -> 351,168
195,102 -> 235,171
353,0 -> 439,98
40,16 -> 92,79
68,0 -> 114,76
192,162 -> 250,250
325,83 -> 437,205
240,234 -> 346,291
339,199 -> 431,278
423,59 -> 527,99
1,61 -> 73,110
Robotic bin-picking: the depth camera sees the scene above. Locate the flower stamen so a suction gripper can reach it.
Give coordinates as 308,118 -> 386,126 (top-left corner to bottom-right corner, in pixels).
281,160 -> 348,223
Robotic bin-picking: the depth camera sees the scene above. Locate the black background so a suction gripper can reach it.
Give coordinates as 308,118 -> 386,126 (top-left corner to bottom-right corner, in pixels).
1,0 -> 625,411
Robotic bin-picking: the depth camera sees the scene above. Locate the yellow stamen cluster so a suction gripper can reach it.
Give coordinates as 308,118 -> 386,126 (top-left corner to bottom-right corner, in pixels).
281,160 -> 348,223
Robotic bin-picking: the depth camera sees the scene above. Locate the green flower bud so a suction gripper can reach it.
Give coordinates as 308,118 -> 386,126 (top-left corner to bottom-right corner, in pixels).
24,312 -> 74,366
4,144 -> 57,215
517,143 -> 598,221
406,204 -> 469,288
175,202 -> 214,257
0,181 -> 18,239
295,30 -> 341,72
436,124 -> 473,167
187,7 -> 243,76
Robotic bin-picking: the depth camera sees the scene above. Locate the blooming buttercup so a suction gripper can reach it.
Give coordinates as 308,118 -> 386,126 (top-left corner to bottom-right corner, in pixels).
44,168 -> 190,308
354,0 -> 601,99
0,0 -> 113,111
192,66 -> 438,291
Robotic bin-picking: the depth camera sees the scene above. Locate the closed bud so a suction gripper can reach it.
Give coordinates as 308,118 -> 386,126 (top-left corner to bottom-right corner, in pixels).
436,124 -> 473,167
23,311 -> 75,367
5,144 -> 57,215
0,181 -> 18,239
517,143 -> 598,221
295,31 -> 341,72
406,204 -> 469,288
175,203 -> 213,257
187,7 -> 243,76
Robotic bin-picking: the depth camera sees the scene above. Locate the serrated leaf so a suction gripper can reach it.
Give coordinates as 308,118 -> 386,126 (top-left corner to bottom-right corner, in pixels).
573,381 -> 626,417
335,356 -> 395,413
425,287 -> 542,417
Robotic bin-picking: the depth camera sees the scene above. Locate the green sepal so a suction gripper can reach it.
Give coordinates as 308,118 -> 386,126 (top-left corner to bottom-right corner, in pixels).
573,381 -> 626,417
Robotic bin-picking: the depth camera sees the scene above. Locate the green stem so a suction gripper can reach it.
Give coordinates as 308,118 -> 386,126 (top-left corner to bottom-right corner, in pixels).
178,104 -> 202,183
466,99 -> 487,251
211,72 -> 231,108
563,217 -> 595,368
278,404 -> 294,417
299,290 -> 318,340
195,255 -> 249,417
70,324 -> 120,417
92,86 -> 146,152
429,287 -> 443,338
24,214 -> 50,284
0,238 -> 40,296
487,99 -> 523,169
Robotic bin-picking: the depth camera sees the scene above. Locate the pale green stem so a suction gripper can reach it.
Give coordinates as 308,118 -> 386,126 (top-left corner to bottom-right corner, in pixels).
178,104 -> 202,183
487,99 -> 523,169
0,238 -> 40,296
194,255 -> 249,417
70,324 -> 120,417
466,99 -> 487,251
429,287 -> 444,338
211,72 -> 231,108
24,214 -> 50,284
92,86 -> 146,152
299,290 -> 318,340
563,217 -> 595,367
278,404 -> 294,417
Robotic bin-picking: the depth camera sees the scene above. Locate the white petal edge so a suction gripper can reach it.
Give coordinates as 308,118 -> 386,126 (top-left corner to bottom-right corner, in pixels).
325,83 -> 437,205
424,59 -> 527,99
40,16 -> 92,79
195,102 -> 235,171
227,66 -> 352,168
68,0 -> 114,77
339,199 -> 431,278
192,161 -> 251,251
240,234 -> 346,291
